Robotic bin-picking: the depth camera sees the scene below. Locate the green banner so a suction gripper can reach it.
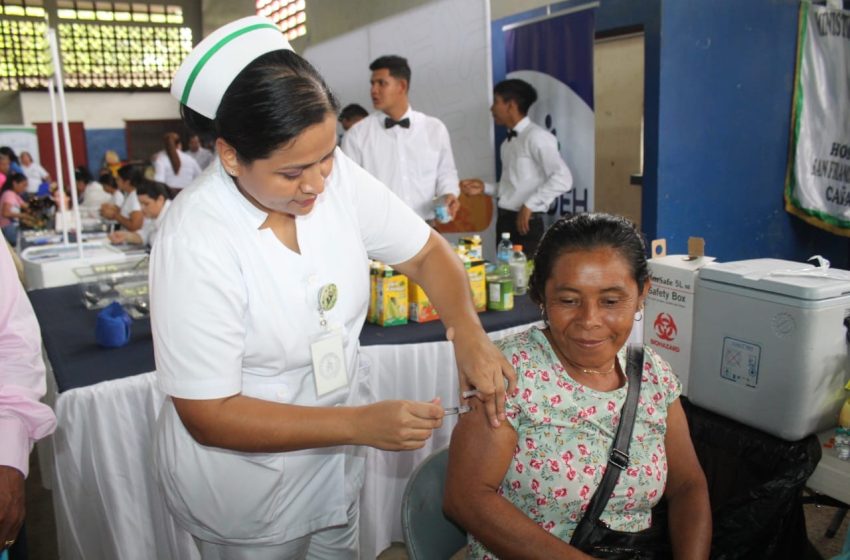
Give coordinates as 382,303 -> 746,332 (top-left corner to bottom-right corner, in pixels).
785,2 -> 850,236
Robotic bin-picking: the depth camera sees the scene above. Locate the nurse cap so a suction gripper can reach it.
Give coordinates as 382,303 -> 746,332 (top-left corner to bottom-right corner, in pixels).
171,16 -> 292,119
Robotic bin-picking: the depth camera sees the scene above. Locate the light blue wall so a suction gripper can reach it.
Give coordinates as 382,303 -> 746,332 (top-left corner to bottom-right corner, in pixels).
493,0 -> 848,266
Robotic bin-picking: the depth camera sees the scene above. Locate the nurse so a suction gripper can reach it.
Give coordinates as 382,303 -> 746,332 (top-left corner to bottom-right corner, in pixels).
151,16 -> 516,559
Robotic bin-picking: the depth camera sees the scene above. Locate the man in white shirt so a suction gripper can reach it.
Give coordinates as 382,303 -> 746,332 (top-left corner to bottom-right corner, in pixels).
184,134 -> 214,171
461,79 -> 572,257
342,55 -> 460,223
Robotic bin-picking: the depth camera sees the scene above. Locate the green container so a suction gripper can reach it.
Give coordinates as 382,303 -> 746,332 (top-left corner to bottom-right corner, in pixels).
486,274 -> 514,311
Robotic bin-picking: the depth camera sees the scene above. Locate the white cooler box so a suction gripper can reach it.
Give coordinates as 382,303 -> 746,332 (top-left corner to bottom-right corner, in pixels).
689,258 -> 850,441
21,244 -> 137,290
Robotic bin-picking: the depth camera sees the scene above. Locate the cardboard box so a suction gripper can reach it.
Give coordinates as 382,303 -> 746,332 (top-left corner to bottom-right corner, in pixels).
643,239 -> 714,396
409,280 -> 439,323
376,268 -> 408,326
466,260 -> 487,313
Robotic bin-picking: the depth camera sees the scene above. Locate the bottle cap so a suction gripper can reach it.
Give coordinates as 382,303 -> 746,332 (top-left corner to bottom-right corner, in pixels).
501,232 -> 510,239
513,244 -> 523,252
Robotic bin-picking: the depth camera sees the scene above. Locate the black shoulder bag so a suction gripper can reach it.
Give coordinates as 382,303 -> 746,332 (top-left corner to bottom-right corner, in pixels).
569,345 -> 671,560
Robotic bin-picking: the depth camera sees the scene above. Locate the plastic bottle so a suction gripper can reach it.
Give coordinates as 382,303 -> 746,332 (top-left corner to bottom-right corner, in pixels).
497,232 -> 512,276
510,244 -> 528,295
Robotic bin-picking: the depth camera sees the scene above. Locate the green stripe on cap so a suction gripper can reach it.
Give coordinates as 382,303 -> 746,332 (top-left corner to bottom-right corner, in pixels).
180,22 -> 281,107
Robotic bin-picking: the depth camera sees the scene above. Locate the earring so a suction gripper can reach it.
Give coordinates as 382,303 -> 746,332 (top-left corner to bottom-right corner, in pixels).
540,305 -> 548,325
635,307 -> 644,322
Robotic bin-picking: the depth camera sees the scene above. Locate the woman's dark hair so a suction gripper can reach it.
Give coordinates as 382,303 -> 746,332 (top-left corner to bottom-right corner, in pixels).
98,172 -> 117,190
0,146 -> 20,165
116,163 -> 146,188
181,49 -> 340,163
528,213 -> 649,305
135,179 -> 171,201
1,172 -> 27,193
74,166 -> 93,184
163,132 -> 181,174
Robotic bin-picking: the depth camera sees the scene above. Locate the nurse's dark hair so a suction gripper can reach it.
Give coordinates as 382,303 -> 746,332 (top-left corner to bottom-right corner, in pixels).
494,79 -> 537,116
135,179 -> 171,201
116,162 -> 146,187
528,213 -> 649,306
181,49 -> 340,163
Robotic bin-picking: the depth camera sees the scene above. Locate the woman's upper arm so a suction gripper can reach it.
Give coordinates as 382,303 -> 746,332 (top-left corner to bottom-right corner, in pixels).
664,398 -> 706,496
445,401 -> 517,516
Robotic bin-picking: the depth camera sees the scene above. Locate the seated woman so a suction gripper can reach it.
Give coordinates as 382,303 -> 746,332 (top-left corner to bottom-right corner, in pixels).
445,213 -> 711,559
0,173 -> 31,245
109,179 -> 171,247
99,163 -> 144,232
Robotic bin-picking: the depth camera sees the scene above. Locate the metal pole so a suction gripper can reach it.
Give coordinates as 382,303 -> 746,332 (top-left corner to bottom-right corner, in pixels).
47,28 -> 83,257
46,76 -> 68,247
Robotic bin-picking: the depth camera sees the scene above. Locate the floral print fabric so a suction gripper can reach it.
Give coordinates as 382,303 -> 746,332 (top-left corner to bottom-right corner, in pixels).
467,327 -> 682,559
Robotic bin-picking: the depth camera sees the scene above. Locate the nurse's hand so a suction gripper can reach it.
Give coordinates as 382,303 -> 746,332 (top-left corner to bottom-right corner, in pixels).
356,399 -> 444,451
448,326 -> 517,428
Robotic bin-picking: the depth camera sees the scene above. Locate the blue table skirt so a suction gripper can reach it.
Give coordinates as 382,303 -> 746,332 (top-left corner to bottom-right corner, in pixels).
29,284 -> 540,394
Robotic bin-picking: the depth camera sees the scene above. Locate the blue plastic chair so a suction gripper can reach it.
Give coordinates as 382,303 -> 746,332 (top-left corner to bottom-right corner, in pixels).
401,446 -> 468,560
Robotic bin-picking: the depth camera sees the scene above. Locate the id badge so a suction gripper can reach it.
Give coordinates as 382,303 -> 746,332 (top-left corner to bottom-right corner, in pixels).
311,331 -> 348,397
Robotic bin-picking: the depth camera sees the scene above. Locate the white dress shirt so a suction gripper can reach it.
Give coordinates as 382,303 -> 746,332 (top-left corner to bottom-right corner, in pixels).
0,241 -> 57,476
22,162 -> 48,193
485,116 -> 573,212
153,150 -> 203,190
138,199 -> 171,246
342,107 -> 460,220
151,150 -> 430,545
185,147 -> 214,170
119,189 -> 141,219
78,181 -> 112,221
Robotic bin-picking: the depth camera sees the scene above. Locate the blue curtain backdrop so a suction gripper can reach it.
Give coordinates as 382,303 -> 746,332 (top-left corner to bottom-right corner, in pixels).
502,7 -> 596,218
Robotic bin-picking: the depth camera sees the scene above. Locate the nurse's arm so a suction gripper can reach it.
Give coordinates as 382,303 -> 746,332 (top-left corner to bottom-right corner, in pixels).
171,395 -> 444,452
113,209 -> 143,232
391,230 -> 517,428
443,401 -> 591,559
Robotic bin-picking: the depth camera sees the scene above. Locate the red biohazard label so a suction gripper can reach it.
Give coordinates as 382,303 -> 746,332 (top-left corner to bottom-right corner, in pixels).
653,313 -> 677,341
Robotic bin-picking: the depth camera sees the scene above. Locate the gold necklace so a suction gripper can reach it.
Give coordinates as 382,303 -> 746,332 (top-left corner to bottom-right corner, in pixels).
574,362 -> 616,375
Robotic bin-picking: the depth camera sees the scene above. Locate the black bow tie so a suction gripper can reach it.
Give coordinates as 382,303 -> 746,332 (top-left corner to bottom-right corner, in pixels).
506,129 -> 518,141
385,117 -> 411,129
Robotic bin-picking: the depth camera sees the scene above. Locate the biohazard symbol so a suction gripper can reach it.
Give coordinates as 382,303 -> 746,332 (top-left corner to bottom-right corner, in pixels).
653,313 -> 677,341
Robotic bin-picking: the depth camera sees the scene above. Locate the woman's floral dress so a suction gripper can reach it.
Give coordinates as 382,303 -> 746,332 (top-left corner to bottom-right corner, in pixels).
468,327 -> 682,559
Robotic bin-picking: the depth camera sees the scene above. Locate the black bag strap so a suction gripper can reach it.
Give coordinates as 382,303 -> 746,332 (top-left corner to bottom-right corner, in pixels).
570,345 -> 644,548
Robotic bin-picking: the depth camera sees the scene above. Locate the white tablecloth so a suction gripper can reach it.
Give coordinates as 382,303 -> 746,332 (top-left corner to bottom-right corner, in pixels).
50,322 -> 541,560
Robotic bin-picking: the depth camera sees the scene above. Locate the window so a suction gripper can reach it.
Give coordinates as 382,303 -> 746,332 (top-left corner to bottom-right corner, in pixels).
256,0 -> 306,41
0,0 -> 194,91
0,1 -> 50,90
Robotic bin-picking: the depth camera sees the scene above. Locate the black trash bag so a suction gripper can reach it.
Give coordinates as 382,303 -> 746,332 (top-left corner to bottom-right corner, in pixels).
681,398 -> 822,560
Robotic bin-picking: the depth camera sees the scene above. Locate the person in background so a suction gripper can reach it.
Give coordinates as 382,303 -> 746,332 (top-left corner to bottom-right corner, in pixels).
0,153 -> 10,191
19,152 -> 49,196
73,166 -> 112,221
342,55 -> 460,224
0,148 -> 23,176
338,103 -> 368,132
461,79 -> 573,258
109,179 -> 171,247
0,174 -> 30,246
185,133 -> 215,171
0,236 -> 57,560
158,16 -> 514,558
99,163 -> 144,232
445,213 -> 711,559
153,132 -> 202,195
98,172 -> 124,208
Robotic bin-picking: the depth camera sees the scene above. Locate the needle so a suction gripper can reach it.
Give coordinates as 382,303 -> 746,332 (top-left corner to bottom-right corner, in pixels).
443,405 -> 471,416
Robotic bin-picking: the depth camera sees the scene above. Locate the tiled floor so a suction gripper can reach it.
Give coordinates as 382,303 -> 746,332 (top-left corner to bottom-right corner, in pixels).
23,448 -> 850,560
